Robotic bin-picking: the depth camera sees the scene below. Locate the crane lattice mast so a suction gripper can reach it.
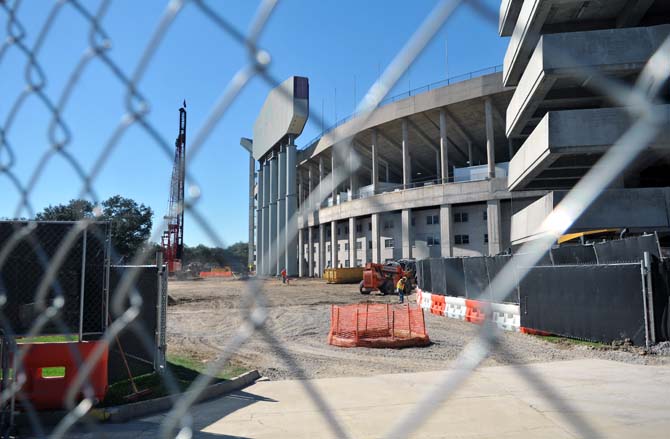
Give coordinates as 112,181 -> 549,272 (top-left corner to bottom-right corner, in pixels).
162,102 -> 186,274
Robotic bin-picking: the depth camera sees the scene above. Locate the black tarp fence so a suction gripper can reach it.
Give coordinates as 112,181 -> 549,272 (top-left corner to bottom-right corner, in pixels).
87,264 -> 167,383
415,233 -> 670,344
519,264 -> 647,345
0,221 -> 110,336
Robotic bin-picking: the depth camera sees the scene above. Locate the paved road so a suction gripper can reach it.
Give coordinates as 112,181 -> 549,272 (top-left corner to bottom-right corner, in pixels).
60,359 -> 670,438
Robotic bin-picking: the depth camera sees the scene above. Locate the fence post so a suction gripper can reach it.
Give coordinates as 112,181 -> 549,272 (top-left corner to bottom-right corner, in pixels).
407,304 -> 411,337
420,305 -> 426,335
78,228 -> 88,342
386,303 -> 390,336
640,260 -> 650,349
355,308 -> 360,343
391,308 -> 395,339
365,303 -> 369,333
644,251 -> 656,343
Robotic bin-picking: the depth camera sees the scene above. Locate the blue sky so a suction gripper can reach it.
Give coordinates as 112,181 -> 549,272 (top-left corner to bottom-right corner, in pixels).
0,0 -> 508,247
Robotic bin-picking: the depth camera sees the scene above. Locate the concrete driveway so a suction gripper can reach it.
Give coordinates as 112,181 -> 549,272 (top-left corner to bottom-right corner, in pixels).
63,359 -> 670,438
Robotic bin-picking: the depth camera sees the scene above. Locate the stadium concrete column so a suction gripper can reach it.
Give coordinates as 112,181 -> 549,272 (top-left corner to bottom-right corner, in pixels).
277,144 -> 286,275
439,109 -> 449,183
371,129 -> 378,193
248,153 -> 255,270
318,156 -> 324,205
319,223 -> 326,276
349,217 -> 356,267
485,97 -> 496,179
331,220 -> 338,268
371,213 -> 380,263
307,166 -> 313,211
298,228 -> 304,277
487,199 -> 502,256
257,162 -> 264,275
331,152 -> 337,205
468,141 -> 473,166
262,160 -> 270,275
285,137 -> 298,276
308,226 -> 314,276
349,149 -> 358,199
401,209 -> 412,259
269,154 -> 278,276
402,119 -> 411,189
439,204 -> 453,257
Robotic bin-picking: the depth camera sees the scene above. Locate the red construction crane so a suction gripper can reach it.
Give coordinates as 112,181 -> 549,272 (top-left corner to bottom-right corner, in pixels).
162,102 -> 186,274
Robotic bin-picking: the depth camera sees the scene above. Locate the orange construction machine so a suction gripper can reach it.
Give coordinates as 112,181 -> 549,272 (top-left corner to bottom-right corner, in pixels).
359,260 -> 415,295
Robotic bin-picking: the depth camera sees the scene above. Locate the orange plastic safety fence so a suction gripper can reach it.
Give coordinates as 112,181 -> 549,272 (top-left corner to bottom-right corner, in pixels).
328,303 -> 430,348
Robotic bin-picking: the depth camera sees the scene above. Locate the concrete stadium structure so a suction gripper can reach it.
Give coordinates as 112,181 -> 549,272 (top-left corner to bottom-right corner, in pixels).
247,1 -> 670,276
292,71 -> 544,277
501,0 -> 670,244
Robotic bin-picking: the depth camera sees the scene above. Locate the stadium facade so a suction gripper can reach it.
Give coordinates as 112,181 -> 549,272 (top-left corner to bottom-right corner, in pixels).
248,1 -> 670,277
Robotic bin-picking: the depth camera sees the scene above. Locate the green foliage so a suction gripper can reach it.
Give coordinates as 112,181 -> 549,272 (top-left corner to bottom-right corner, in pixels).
102,195 -> 153,260
101,355 -> 247,407
183,242 -> 248,271
35,199 -> 94,221
34,196 -> 153,260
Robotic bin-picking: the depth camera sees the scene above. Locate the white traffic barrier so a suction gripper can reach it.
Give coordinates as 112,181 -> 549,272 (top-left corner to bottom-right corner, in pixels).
420,292 -> 432,311
444,296 -> 466,320
490,302 -> 520,332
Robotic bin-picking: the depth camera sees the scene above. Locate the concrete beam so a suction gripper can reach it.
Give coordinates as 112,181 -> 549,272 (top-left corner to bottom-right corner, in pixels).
319,224 -> 326,276
299,178 -> 545,227
330,221 -> 338,268
511,188 -> 670,245
401,209 -> 412,259
421,108 -> 468,161
485,98 -> 496,180
487,199 -> 502,255
499,0 -> 524,36
617,0 -> 654,28
506,25 -> 670,138
377,128 -> 434,176
508,106 -> 670,191
439,109 -> 448,183
277,145 -> 287,275
349,217 -> 356,267
402,119 -> 411,188
307,226 -> 314,277
285,142 -> 298,276
439,204 -> 453,257
371,213 -> 380,263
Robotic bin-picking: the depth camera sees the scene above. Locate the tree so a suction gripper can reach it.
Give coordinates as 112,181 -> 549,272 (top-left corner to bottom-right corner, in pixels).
34,196 -> 153,260
35,199 -> 93,221
102,195 -> 153,260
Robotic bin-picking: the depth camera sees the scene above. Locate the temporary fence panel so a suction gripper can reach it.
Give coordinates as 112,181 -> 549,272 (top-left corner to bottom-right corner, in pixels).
650,258 -> 670,341
102,265 -> 164,383
328,303 -> 429,348
0,221 -> 110,336
594,233 -> 661,263
443,258 -> 466,297
485,255 -> 517,303
550,245 -> 597,265
463,258 -> 490,301
520,264 -> 647,345
429,258 -> 446,295
416,259 -> 429,292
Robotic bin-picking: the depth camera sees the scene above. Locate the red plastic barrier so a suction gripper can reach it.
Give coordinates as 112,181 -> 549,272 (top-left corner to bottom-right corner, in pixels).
465,299 -> 488,325
16,341 -> 109,410
430,294 -> 446,316
520,327 -> 552,336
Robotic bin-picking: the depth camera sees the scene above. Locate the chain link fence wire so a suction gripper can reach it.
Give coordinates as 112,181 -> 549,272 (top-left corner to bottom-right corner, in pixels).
0,0 -> 669,437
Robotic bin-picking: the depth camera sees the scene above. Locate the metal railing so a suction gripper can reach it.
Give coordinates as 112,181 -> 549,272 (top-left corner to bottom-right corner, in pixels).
301,64 -> 503,150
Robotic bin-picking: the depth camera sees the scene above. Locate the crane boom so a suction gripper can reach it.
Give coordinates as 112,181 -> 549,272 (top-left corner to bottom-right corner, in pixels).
162,102 -> 186,274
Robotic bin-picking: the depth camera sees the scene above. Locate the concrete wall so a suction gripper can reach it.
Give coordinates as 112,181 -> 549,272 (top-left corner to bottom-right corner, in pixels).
511,188 -> 670,244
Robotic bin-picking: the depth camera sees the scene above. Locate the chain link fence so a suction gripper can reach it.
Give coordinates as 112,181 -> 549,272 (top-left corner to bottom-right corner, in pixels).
1,0 -> 669,437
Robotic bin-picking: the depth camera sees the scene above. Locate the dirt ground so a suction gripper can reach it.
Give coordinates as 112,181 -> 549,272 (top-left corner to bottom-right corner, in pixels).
166,277 -> 669,380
